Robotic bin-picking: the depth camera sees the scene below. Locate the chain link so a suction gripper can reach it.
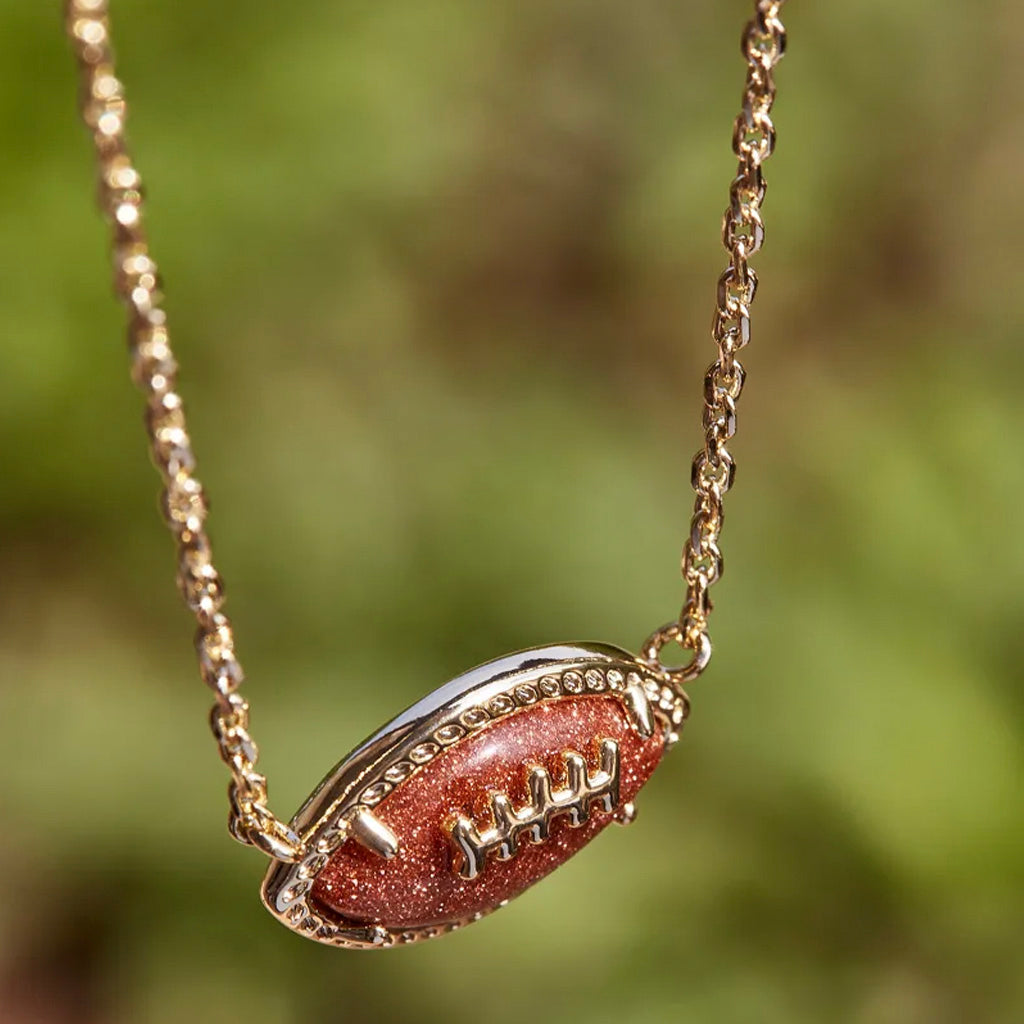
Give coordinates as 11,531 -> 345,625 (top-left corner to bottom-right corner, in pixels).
645,0 -> 787,687
65,0 -> 303,862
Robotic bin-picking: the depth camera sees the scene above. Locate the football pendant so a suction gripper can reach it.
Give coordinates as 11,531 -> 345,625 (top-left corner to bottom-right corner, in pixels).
261,643 -> 687,948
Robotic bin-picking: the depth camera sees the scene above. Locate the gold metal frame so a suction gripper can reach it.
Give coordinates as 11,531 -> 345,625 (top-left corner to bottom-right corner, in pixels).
261,643 -> 687,948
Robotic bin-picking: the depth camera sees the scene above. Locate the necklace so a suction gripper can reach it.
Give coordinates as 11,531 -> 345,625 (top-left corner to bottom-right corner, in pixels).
65,0 -> 787,949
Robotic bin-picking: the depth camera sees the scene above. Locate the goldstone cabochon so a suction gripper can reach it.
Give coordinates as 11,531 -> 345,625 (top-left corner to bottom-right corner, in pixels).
262,643 -> 687,948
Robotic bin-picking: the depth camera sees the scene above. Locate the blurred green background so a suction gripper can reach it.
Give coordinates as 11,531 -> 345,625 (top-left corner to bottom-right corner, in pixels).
2,1 -> 1022,1022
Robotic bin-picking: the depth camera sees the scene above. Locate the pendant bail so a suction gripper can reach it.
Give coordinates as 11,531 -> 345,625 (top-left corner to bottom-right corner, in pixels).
640,620 -> 712,687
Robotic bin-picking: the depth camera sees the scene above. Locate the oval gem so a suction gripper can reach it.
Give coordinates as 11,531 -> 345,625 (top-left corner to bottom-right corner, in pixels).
309,694 -> 664,930
260,643 -> 688,948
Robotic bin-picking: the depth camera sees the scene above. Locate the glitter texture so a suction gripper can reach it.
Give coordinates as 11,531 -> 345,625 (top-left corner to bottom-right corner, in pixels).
311,694 -> 665,929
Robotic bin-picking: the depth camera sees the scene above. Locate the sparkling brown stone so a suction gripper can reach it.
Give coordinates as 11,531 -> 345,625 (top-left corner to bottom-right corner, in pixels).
311,694 -> 665,930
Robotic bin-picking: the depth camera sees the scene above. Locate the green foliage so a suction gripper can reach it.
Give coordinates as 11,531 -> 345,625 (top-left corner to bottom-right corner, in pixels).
1,2 -> 1021,1022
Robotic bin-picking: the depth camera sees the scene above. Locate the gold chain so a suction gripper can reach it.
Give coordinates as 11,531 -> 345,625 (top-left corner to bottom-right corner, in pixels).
65,0 -> 303,862
643,0 -> 787,686
65,0 -> 784,858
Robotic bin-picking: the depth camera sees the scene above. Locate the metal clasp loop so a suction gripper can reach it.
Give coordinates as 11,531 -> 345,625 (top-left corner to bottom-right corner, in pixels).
640,620 -> 712,688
